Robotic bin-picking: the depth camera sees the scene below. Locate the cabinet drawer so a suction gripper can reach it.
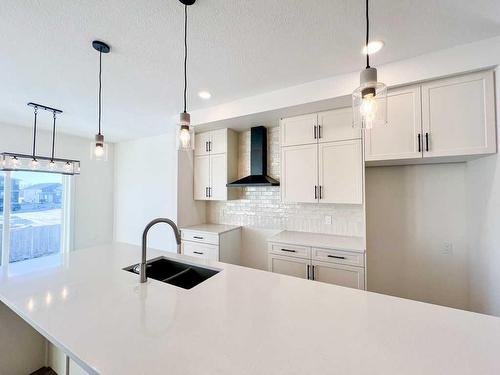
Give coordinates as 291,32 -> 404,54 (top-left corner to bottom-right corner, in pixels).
312,247 -> 364,267
268,242 -> 311,259
182,230 -> 219,245
182,241 -> 219,261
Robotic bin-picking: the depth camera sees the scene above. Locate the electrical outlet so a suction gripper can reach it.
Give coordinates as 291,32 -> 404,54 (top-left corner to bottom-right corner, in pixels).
325,215 -> 332,225
443,242 -> 453,255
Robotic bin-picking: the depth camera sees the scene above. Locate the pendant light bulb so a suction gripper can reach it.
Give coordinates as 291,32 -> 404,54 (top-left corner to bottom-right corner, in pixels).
352,0 -> 387,130
31,158 -> 39,169
177,1 -> 196,151
178,112 -> 194,150
49,160 -> 56,169
94,134 -> 105,157
91,40 -> 110,161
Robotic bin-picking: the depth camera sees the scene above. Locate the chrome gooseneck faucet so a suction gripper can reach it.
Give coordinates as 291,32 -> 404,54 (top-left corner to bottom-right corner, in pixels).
140,218 -> 182,283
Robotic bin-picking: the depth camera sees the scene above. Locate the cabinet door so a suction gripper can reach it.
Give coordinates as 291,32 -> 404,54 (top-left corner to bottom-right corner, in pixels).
194,155 -> 210,200
194,131 -> 211,156
182,241 -> 219,261
421,71 -> 496,158
318,140 -> 362,204
280,114 -> 318,147
210,129 -> 228,155
318,107 -> 361,143
268,254 -> 310,279
312,261 -> 365,290
209,153 -> 227,201
281,144 -> 318,203
365,85 -> 423,161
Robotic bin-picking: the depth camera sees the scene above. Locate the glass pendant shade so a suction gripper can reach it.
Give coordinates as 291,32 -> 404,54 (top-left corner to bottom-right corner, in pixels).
1,153 -> 81,175
177,112 -> 195,151
352,67 -> 387,129
90,133 -> 108,161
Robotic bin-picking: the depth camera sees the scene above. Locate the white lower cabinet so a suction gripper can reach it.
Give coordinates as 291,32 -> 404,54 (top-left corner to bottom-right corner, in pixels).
181,225 -> 241,265
268,254 -> 309,279
312,261 -> 365,290
267,236 -> 366,290
182,241 -> 219,261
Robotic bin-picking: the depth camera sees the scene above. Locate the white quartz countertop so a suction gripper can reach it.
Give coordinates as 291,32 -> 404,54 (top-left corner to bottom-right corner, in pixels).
1,243 -> 500,374
268,230 -> 366,252
180,223 -> 241,234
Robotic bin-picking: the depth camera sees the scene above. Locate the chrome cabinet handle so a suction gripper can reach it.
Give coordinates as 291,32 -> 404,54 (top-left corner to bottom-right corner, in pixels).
311,265 -> 315,280
425,132 -> 429,152
327,255 -> 346,260
418,134 -> 421,152
319,186 -> 323,199
193,236 -> 203,239
314,185 -> 318,199
318,125 -> 322,139
307,264 -> 310,279
313,125 -> 317,139
193,251 -> 204,255
281,248 -> 297,253
205,187 -> 209,197
205,141 -> 208,152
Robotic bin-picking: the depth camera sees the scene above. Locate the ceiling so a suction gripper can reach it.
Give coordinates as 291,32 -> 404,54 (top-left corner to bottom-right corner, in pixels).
1,0 -> 500,142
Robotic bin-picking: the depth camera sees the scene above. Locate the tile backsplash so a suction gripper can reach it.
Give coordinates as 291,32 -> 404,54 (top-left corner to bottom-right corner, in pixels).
206,127 -> 365,237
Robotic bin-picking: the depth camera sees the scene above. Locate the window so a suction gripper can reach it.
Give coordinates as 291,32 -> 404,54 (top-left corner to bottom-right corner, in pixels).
0,171 -> 71,268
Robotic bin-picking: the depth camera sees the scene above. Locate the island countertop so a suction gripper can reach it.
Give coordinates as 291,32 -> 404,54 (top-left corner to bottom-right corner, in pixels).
0,243 -> 499,375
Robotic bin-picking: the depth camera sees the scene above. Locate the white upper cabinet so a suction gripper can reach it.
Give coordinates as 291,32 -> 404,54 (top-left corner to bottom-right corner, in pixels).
421,70 -> 496,158
209,153 -> 228,201
281,113 -> 317,147
280,110 -> 364,205
318,140 -> 363,204
194,155 -> 210,200
365,70 -> 496,165
209,129 -> 228,155
281,144 -> 318,203
194,131 -> 212,156
318,107 -> 361,143
365,86 -> 422,161
193,129 -> 237,201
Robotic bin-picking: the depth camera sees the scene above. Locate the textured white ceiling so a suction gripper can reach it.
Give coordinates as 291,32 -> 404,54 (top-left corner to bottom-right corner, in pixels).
1,0 -> 500,141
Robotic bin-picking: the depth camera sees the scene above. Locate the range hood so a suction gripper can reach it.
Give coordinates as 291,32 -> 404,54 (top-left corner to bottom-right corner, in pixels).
227,126 -> 279,187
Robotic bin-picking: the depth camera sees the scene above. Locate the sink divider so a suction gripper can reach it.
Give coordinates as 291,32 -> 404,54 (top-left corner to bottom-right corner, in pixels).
161,267 -> 193,283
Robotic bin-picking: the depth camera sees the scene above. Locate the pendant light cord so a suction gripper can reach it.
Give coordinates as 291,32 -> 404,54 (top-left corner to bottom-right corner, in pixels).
51,111 -> 56,161
98,49 -> 103,135
183,4 -> 188,113
32,106 -> 38,159
365,0 -> 370,69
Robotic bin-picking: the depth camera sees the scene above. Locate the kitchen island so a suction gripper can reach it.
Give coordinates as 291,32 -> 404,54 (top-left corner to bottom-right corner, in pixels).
0,243 -> 499,374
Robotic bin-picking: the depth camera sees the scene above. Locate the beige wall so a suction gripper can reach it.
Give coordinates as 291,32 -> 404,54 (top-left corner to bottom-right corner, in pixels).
466,70 -> 500,316
365,163 -> 469,310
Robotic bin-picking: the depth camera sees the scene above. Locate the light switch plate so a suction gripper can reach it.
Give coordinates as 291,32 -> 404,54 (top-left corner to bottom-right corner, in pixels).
325,215 -> 332,225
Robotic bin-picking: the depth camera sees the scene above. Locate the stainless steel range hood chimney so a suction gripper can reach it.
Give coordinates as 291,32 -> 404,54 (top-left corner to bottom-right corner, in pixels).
227,126 -> 279,187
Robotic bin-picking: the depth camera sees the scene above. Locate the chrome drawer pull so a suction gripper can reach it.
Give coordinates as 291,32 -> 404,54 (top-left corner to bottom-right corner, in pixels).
281,248 -> 297,253
193,236 -> 204,239
327,255 -> 346,260
193,251 -> 204,255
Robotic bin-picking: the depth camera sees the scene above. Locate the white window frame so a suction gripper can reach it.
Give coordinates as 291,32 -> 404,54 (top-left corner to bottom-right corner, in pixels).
1,171 -> 73,271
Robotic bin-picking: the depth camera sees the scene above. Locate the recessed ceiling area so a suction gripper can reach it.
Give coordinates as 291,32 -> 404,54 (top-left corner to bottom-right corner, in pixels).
1,0 -> 500,142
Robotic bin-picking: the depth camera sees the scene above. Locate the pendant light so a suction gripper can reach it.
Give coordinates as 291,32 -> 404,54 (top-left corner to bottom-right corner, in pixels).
177,0 -> 195,151
91,40 -> 110,160
1,103 -> 81,175
352,0 -> 387,129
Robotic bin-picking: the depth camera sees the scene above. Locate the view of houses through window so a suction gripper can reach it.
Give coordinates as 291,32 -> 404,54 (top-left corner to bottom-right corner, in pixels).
0,171 -> 64,264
